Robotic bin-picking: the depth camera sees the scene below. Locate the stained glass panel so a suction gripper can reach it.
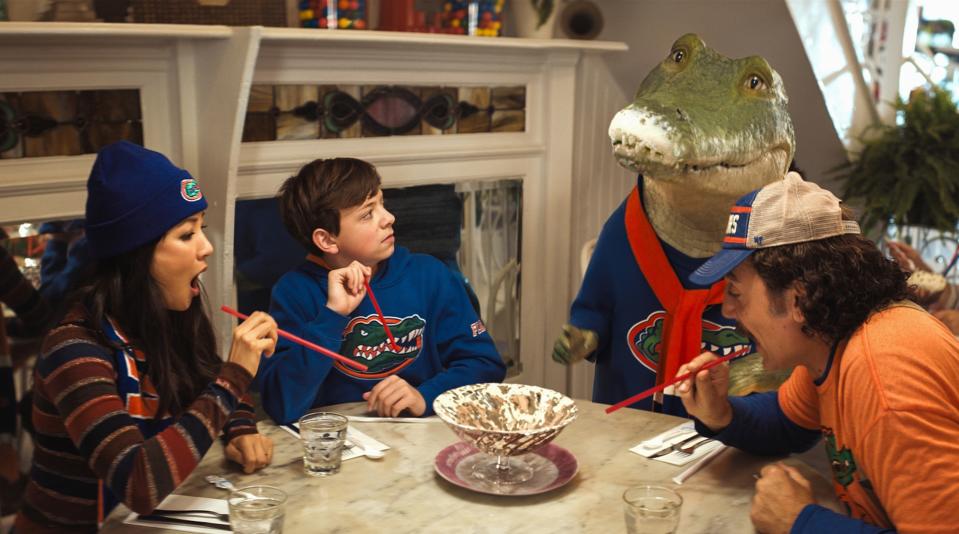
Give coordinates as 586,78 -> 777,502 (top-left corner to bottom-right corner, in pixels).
0,89 -> 142,159
241,84 -> 525,142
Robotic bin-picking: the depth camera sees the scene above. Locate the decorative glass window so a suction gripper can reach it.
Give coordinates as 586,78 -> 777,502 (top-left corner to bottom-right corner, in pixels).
0,90 -> 142,159
242,84 -> 525,142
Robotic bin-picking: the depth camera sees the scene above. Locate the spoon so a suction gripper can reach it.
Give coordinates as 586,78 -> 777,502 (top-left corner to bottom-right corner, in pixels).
345,441 -> 386,460
204,475 -> 258,499
640,427 -> 696,450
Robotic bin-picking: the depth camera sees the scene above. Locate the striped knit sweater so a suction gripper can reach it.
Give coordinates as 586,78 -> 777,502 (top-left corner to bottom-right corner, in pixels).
15,303 -> 258,533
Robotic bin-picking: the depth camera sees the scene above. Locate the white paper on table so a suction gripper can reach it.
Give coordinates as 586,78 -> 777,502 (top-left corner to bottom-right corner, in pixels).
281,423 -> 390,460
630,422 -> 697,457
651,439 -> 723,466
629,421 -> 722,466
672,444 -> 728,485
123,494 -> 229,533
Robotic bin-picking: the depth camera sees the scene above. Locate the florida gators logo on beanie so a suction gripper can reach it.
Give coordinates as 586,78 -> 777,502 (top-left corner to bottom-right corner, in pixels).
181,179 -> 203,201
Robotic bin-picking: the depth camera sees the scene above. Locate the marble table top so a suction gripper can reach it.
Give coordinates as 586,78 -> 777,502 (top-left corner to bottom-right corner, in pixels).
101,400 -> 838,533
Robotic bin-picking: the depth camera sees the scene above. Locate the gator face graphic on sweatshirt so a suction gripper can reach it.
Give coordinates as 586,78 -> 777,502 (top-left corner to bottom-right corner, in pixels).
335,314 -> 426,378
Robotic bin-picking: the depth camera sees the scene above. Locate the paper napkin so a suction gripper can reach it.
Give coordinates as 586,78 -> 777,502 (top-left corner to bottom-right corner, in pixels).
630,421 -> 722,466
281,423 -> 390,461
124,494 -> 230,533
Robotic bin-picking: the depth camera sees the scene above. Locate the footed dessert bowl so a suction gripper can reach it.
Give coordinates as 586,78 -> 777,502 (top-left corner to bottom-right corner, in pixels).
433,383 -> 578,485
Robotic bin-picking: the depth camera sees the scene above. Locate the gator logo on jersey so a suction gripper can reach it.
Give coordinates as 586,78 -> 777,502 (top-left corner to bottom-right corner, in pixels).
824,428 -> 858,487
626,311 -> 751,372
335,314 -> 426,379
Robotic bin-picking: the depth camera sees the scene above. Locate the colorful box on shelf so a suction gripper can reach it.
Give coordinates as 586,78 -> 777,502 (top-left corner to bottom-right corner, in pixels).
442,0 -> 505,36
299,0 -> 368,29
378,0 -> 505,36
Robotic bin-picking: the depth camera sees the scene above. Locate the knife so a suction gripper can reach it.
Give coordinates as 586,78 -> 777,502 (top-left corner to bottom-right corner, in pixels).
137,513 -> 232,531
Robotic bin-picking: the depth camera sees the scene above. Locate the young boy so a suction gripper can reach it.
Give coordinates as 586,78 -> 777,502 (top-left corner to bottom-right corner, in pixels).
257,158 -> 505,424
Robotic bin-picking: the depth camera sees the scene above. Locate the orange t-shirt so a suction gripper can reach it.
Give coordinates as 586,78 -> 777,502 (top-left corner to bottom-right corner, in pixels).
779,304 -> 959,532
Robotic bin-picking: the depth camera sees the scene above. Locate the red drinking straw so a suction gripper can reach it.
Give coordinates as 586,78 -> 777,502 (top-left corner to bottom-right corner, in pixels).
363,280 -> 400,352
220,305 -> 368,371
605,345 -> 752,414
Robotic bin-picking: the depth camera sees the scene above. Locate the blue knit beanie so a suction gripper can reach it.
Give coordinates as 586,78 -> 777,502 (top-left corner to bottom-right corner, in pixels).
85,141 -> 208,259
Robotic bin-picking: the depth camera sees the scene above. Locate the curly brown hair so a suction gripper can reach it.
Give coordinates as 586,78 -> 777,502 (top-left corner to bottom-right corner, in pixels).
750,231 -> 913,344
278,158 -> 381,256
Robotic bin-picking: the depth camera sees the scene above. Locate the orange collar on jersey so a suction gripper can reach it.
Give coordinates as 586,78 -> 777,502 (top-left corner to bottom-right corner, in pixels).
624,185 -> 727,386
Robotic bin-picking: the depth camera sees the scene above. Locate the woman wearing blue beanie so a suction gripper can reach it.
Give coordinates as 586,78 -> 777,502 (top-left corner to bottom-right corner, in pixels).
16,141 -> 279,532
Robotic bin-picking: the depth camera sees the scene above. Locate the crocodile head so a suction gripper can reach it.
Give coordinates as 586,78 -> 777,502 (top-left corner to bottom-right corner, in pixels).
609,33 -> 795,199
336,314 -> 426,377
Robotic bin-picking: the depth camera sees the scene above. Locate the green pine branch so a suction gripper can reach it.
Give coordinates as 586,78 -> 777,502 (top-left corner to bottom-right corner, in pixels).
835,86 -> 959,233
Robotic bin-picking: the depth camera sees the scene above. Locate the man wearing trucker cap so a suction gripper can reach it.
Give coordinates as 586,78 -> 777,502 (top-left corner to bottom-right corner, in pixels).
675,172 -> 959,533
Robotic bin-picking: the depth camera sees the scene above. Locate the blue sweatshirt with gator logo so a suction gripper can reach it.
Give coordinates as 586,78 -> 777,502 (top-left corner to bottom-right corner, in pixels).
258,246 -> 506,424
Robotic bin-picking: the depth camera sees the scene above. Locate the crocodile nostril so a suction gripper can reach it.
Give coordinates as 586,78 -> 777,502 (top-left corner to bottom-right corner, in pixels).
676,108 -> 687,121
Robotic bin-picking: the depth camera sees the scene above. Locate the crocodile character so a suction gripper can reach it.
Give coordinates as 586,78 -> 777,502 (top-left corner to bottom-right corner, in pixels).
336,314 -> 427,377
554,34 -> 794,411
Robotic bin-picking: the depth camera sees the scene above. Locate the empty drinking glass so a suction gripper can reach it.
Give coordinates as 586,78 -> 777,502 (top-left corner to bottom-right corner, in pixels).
299,411 -> 349,476
228,485 -> 286,534
623,484 -> 682,534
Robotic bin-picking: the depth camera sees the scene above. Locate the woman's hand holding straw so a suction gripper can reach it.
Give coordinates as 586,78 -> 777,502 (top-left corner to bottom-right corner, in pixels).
220,305 -> 368,371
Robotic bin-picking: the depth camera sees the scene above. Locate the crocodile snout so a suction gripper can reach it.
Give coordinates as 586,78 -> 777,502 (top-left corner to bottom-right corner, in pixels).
608,107 -> 680,169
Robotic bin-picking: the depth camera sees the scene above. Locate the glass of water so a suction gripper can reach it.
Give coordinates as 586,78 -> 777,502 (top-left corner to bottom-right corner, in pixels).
298,411 -> 349,476
228,485 -> 286,534
623,484 -> 682,534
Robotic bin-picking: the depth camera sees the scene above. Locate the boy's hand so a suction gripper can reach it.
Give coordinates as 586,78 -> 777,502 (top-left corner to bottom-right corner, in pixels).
225,434 -> 273,474
327,261 -> 372,316
362,375 -> 426,417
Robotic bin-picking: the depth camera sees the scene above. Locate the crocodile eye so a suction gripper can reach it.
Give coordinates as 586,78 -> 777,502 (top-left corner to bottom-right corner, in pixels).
671,49 -> 685,63
360,330 -> 368,336
746,75 -> 767,91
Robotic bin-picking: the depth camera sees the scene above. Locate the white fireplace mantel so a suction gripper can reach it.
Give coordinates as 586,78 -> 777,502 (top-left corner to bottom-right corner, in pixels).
0,22 -> 627,393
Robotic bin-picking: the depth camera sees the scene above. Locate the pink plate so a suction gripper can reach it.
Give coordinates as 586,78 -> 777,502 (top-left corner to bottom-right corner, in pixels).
434,441 -> 578,496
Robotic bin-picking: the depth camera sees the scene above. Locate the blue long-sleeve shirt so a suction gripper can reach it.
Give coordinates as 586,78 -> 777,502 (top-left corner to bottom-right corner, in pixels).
695,392 -> 894,534
257,246 -> 505,424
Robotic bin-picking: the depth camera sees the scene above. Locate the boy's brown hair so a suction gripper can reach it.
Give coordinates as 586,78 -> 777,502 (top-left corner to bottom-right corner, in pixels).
278,157 -> 381,256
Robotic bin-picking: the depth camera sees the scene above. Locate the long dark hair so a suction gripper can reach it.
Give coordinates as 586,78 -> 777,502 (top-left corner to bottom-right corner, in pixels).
83,238 -> 220,418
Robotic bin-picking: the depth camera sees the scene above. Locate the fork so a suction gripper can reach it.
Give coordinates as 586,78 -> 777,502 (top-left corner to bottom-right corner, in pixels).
650,437 -> 713,458
149,508 -> 230,522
